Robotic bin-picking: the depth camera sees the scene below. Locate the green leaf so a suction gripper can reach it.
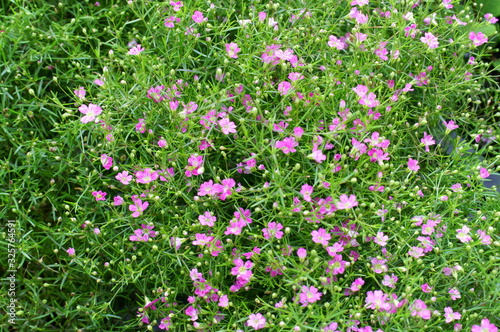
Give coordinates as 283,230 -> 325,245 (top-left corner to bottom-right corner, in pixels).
476,24 -> 497,37
479,0 -> 500,16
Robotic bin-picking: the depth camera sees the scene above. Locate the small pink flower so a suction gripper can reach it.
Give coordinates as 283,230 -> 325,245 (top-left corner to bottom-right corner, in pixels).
336,194 -> 358,210
94,78 -> 105,86
410,299 -> 431,319
128,44 -> 145,55
66,248 -> 75,256
129,199 -> 149,218
218,117 -> 237,135
247,313 -> 266,330
300,184 -> 314,202
113,195 -> 124,206
311,228 -> 331,246
479,167 -> 490,179
469,31 -> 488,47
276,136 -> 299,154
485,13 -> 499,24
297,248 -> 307,260
79,103 -> 102,124
421,132 -> 436,152
158,138 -> 167,148
471,318 -> 498,332
443,120 -> 459,132
225,42 -> 241,58
92,191 -> 107,201
192,11 -> 205,23
74,87 -> 86,100
408,158 -> 420,172
298,285 -> 323,306
116,171 -> 133,185
421,283 -> 432,293
449,288 -> 461,300
277,81 -> 292,95
420,32 -> 439,49
100,154 -> 113,170
444,307 -> 462,323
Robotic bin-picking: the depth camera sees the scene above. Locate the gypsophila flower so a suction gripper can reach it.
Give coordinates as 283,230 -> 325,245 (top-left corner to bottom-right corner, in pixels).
79,103 -> 102,124
128,44 -> 145,55
471,318 -> 498,332
247,313 -> 266,330
421,32 -> 439,49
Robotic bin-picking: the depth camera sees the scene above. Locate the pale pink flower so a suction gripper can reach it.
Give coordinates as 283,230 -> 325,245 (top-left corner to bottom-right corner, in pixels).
410,299 -> 431,319
421,132 -> 435,152
262,222 -> 284,240
298,285 -> 323,306
277,81 -> 292,95
226,42 -> 241,58
198,211 -> 216,227
443,120 -> 459,132
218,117 -> 237,134
471,318 -> 498,332
421,283 -> 432,293
276,137 -> 299,154
247,313 -> 266,330
74,87 -> 86,100
218,294 -> 229,307
374,232 -> 388,246
300,184 -> 314,202
485,13 -> 499,24
135,168 -> 158,184
113,195 -> 124,206
408,158 -> 420,172
170,1 -> 183,11
94,78 -> 105,86
365,290 -> 391,311
444,307 -> 462,323
479,167 -> 490,179
79,103 -> 102,124
449,288 -> 461,300
297,248 -> 307,260
469,31 -> 488,47
456,225 -> 472,243
311,228 -> 331,246
116,171 -> 133,185
92,191 -> 107,201
336,194 -> 358,210
128,44 -> 145,55
420,32 -> 439,49
129,199 -> 149,218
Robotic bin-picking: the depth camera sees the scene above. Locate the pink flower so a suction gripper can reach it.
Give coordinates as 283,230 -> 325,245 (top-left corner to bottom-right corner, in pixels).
218,117 -> 237,135
421,132 -> 436,152
408,158 -> 420,172
410,299 -> 431,319
300,184 -> 314,202
469,31 -> 488,47
365,290 -> 391,311
247,313 -> 266,330
113,195 -> 124,206
74,87 -> 86,100
226,42 -> 241,58
471,318 -> 498,332
298,285 -> 323,306
277,81 -> 292,95
164,16 -> 180,28
116,171 -> 133,185
382,274 -> 398,288
198,211 -> 216,227
128,44 -> 145,55
311,228 -> 331,246
94,78 -> 105,86
192,11 -> 205,23
442,0 -> 453,9
449,288 -> 461,300
262,222 -> 284,240
374,232 -> 388,246
276,137 -> 299,154
170,1 -> 183,11
100,154 -> 113,170
485,13 -> 499,24
297,248 -> 307,260
135,168 -> 159,184
336,194 -> 358,210
479,167 -> 490,179
456,225 -> 472,243
421,283 -> 432,293
66,248 -> 75,256
135,118 -> 146,133
443,120 -> 459,132
420,32 -> 439,49
129,199 -> 149,218
444,307 -> 462,323
92,191 -> 107,201
79,103 -> 103,124
218,294 -> 229,307
327,35 -> 348,50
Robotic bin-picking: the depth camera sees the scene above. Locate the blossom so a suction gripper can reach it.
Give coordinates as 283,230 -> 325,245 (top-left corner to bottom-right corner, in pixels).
408,158 -> 420,171
113,195 -> 124,206
336,194 -> 358,210
262,222 -> 284,240
277,81 -> 292,95
311,228 -> 331,246
469,31 -> 488,47
198,211 -> 216,227
471,318 -> 498,332
300,184 -> 314,202
192,11 -> 205,23
410,299 -> 431,319
100,154 -> 113,170
66,248 -> 75,256
449,288 -> 461,300
116,171 -> 133,185
479,167 -> 490,179
92,191 -> 107,201
420,32 -> 439,49
74,87 -> 86,100
128,44 -> 145,55
129,199 -> 149,218
443,120 -> 459,132
78,103 -> 102,124
421,132 -> 436,152
129,224 -> 157,242
164,16 -> 180,28
218,117 -> 237,134
226,42 -> 241,58
276,137 -> 299,154
299,285 -> 323,306
382,274 -> 398,288
365,290 -> 391,311
135,168 -> 159,184
170,1 -> 183,11
456,225 -> 472,243
247,313 -> 266,330
421,283 -> 432,293
485,13 -> 499,24
374,232 -> 388,246
327,35 -> 348,50
444,307 -> 462,323
297,248 -> 307,260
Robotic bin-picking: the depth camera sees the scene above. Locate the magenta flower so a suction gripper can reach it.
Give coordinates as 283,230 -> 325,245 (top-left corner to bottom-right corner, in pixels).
471,318 -> 498,332
198,180 -> 223,196
336,194 -> 358,210
225,42 -> 241,58
420,32 -> 439,49
444,307 -> 462,323
198,211 -> 216,227
277,81 -> 292,95
66,247 -> 75,256
298,285 -> 323,306
116,171 -> 133,185
262,222 -> 284,240
421,283 -> 432,293
170,1 -> 183,11
311,228 -> 331,246
327,35 -> 348,50
79,103 -> 102,124
94,78 -> 105,86
408,158 -> 420,172
128,44 -> 145,55
421,132 -> 435,152
135,168 -> 158,184
297,248 -> 307,260
247,313 -> 266,330
92,191 -> 107,201
485,13 -> 499,24
469,31 -> 488,47
231,258 -> 253,276
147,85 -> 165,103
365,290 -> 391,311
130,224 -> 157,242
113,195 -> 124,206
192,10 -> 205,23
276,137 -> 299,154
135,118 -> 146,133
449,288 -> 461,300
164,16 -> 180,28
300,184 -> 314,202
129,199 -> 149,218
218,294 -> 229,307
479,167 -> 490,179
100,154 -> 113,170
443,120 -> 459,132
